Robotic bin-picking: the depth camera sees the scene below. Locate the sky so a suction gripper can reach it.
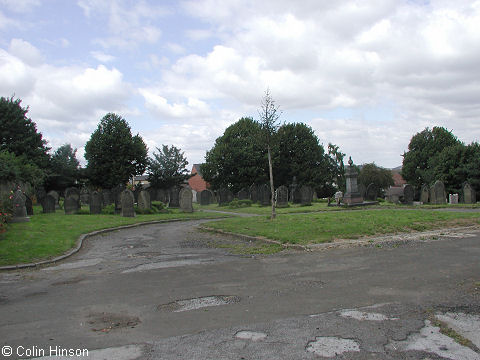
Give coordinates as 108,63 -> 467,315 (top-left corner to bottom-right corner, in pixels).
1,0 -> 480,169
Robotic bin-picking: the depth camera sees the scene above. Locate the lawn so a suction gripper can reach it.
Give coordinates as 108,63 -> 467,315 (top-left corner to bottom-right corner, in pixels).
203,209 -> 480,245
0,206 -> 228,266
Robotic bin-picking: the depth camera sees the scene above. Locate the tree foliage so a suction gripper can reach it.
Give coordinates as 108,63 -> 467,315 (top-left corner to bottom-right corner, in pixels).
46,144 -> 80,192
358,163 -> 394,192
147,145 -> 190,189
0,150 -> 46,187
0,96 -> 50,170
84,113 -> 148,189
326,143 -> 346,194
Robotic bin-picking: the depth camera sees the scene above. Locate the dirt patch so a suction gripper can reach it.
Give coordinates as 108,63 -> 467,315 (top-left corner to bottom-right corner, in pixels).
87,312 -> 141,333
157,295 -> 240,312
51,275 -> 86,286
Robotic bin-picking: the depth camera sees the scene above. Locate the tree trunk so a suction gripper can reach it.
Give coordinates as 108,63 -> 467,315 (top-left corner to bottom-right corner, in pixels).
267,145 -> 276,220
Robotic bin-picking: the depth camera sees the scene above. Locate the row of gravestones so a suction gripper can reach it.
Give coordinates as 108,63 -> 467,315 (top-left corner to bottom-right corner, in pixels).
198,184 -> 315,207
419,181 -> 476,204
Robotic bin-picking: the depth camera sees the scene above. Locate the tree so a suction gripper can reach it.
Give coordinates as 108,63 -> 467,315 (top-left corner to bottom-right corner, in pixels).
201,117 -> 267,192
147,145 -> 190,189
46,144 -> 80,192
326,143 -> 346,195
0,150 -> 46,188
84,113 -> 148,189
0,96 -> 50,170
402,127 -> 461,188
358,163 -> 394,193
259,89 -> 281,220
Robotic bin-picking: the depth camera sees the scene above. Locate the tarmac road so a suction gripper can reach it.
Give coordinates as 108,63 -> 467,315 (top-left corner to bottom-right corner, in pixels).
0,219 -> 479,359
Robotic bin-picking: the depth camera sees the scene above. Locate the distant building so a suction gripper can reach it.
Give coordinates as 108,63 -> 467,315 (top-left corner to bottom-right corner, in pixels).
188,164 -> 209,192
390,166 -> 406,187
132,175 -> 149,187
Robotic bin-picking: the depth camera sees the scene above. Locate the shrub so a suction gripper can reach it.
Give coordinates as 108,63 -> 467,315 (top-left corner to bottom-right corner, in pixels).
101,204 -> 115,214
229,199 -> 252,208
151,201 -> 165,211
0,190 -> 14,232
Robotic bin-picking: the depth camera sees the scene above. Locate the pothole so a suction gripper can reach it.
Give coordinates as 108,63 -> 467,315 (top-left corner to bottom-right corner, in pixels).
51,275 -> 86,286
306,337 -> 360,357
339,309 -> 398,321
87,312 -> 141,333
235,330 -> 267,341
157,295 -> 240,312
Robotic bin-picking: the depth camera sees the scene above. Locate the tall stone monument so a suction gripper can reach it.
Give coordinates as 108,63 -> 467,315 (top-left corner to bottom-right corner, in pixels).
343,157 -> 364,205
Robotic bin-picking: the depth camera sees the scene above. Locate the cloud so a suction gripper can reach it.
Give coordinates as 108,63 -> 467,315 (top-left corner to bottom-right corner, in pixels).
0,0 -> 40,13
8,38 -> 44,66
90,51 -> 116,63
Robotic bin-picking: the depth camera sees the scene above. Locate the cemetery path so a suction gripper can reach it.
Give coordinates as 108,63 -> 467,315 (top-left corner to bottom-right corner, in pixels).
0,219 -> 479,359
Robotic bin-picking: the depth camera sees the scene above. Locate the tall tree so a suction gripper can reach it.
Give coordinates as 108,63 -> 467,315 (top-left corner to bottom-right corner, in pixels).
201,117 -> 267,192
0,96 -> 50,170
327,143 -> 346,194
84,113 -> 148,189
358,163 -> 394,192
46,144 -> 80,192
259,89 -> 280,220
147,145 -> 190,189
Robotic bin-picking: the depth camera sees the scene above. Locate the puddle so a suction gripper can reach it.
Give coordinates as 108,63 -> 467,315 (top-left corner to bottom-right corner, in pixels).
235,330 -> 267,341
306,337 -> 360,357
387,320 -> 480,360
42,258 -> 103,271
122,259 -> 215,273
435,312 -> 480,348
339,310 -> 398,321
158,295 -> 240,312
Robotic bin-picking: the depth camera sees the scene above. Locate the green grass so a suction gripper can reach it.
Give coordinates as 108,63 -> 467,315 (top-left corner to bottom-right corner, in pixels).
203,209 -> 480,245
0,206 -> 229,266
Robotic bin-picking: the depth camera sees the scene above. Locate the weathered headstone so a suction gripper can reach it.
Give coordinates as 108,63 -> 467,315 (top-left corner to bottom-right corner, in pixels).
169,186 -> 180,207
276,185 -> 288,207
179,188 -> 193,213
120,189 -> 135,217
449,193 -> 459,204
11,190 -> 29,222
146,187 -> 156,203
258,184 -> 270,206
36,187 -> 46,206
343,157 -> 364,205
334,191 -> 343,205
156,188 -> 168,204
358,183 -> 366,200
365,183 -> 377,201
218,188 -> 234,205
300,185 -> 313,206
89,191 -> 102,214
420,184 -> 430,204
430,180 -> 446,204
47,190 -> 60,209
289,177 -> 300,203
102,189 -> 112,206
403,184 -> 414,205
42,195 -> 56,213
249,184 -> 258,203
113,186 -> 125,214
199,189 -> 214,205
65,187 -> 80,202
463,182 -> 476,204
137,190 -> 151,210
64,195 -> 79,215
25,194 -> 34,216
80,187 -> 90,205
237,188 -> 249,200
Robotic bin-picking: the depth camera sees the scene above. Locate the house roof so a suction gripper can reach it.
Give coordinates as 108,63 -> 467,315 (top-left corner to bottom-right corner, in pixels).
192,164 -> 204,177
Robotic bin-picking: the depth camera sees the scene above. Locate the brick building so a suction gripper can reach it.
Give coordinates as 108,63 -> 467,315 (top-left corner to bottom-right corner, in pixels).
188,164 -> 209,192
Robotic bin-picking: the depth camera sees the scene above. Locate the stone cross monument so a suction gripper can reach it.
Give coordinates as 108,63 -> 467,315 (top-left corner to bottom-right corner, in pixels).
343,157 -> 364,205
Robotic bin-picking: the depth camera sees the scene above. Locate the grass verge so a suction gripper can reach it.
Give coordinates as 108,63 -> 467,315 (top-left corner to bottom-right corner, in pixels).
202,209 -> 480,245
0,206 -> 229,266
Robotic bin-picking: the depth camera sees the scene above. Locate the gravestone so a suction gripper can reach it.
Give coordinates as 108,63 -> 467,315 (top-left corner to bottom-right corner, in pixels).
146,187 -> 156,203
199,189 -> 214,205
168,186 -> 180,207
42,195 -> 56,213
249,184 -> 258,203
218,188 -> 234,205
25,194 -> 34,216
80,187 -> 90,205
113,186 -> 125,214
343,157 -> 363,205
120,189 -> 135,217
156,188 -> 168,204
65,187 -> 80,202
403,184 -> 414,205
463,182 -> 476,204
133,187 -> 142,203
420,184 -> 430,204
36,187 -> 46,206
358,183 -> 366,200
11,190 -> 29,222
276,185 -> 288,207
335,191 -> 343,205
102,189 -> 112,206
430,180 -> 446,204
289,177 -> 300,203
365,183 -> 377,201
137,190 -> 151,210
47,190 -> 60,209
89,191 -> 102,214
300,185 -> 313,206
179,188 -> 193,213
237,188 -> 249,200
449,194 -> 459,204
258,184 -> 270,206
64,196 -> 79,215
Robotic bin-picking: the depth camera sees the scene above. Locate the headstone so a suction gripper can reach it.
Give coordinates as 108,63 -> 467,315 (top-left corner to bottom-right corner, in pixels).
156,188 -> 168,203
343,157 -> 363,205
102,189 -> 112,206
137,190 -> 151,210
449,193 -> 459,204
385,187 -> 403,203
430,180 -> 446,204
276,185 -> 288,207
365,183 -> 377,201
358,183 -> 366,200
64,195 -> 79,215
420,184 -> 430,204
289,177 -> 300,203
36,187 -> 46,206
89,191 -> 102,214
133,187 -> 142,203
42,195 -> 56,213
169,186 -> 180,207
179,188 -> 193,213
237,188 -> 249,200
192,190 -> 197,203
403,184 -> 414,205
199,189 -> 214,205
120,189 -> 135,217
249,184 -> 258,203
80,187 -> 90,205
113,186 -> 125,214
218,188 -> 234,205
334,191 -> 343,205
258,184 -> 270,206
146,187 -> 156,202
463,182 -> 476,204
25,194 -> 33,216
300,185 -> 313,206
65,187 -> 80,202
11,190 -> 29,222
47,190 -> 60,209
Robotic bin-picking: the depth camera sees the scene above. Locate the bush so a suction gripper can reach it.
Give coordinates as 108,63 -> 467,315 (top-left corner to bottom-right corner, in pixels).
135,206 -> 157,215
0,190 -> 14,232
152,201 -> 165,211
101,204 -> 115,214
229,199 -> 252,208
